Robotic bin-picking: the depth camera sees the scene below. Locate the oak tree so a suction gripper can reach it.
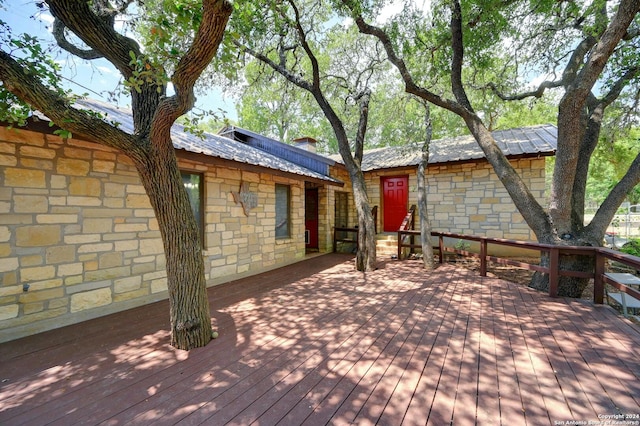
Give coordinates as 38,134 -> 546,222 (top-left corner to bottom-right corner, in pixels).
0,0 -> 232,349
228,0 -> 388,271
344,0 -> 640,296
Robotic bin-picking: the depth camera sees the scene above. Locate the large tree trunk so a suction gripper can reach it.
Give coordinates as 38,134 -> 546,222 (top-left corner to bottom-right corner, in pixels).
133,139 -> 212,350
417,162 -> 435,270
530,253 -> 594,298
351,170 -> 377,271
418,103 -> 434,270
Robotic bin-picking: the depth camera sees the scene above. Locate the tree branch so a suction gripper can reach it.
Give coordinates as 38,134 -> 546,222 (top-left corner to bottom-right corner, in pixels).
161,0 -> 233,125
353,89 -> 370,167
0,50 -> 136,154
285,0 -> 322,91
568,0 -> 640,104
52,18 -> 103,60
46,0 -> 162,135
600,65 -> 640,108
46,0 -> 141,77
450,0 -> 473,111
234,40 -> 313,92
587,152 -> 640,236
348,11 -> 467,116
487,80 -> 564,101
562,35 -> 598,85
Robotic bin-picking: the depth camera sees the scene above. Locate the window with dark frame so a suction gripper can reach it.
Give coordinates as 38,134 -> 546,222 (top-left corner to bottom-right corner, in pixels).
275,184 -> 291,238
335,191 -> 349,239
181,171 -> 204,247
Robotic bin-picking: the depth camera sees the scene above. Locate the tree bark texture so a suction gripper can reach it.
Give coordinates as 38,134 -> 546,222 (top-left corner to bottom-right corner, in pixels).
417,161 -> 435,271
350,170 -> 377,271
131,139 -> 212,349
418,104 -> 434,270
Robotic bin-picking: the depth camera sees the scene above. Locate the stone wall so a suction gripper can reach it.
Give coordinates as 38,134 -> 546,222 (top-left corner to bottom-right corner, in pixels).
201,162 -> 305,284
365,158 -> 546,242
0,127 -> 306,342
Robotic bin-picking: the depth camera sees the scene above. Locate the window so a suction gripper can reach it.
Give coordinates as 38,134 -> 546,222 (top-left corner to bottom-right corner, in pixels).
335,192 -> 349,228
181,172 -> 204,246
275,184 -> 290,238
335,191 -> 349,240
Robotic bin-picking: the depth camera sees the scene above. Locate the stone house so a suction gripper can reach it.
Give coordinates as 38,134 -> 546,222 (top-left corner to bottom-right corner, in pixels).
0,98 -> 556,342
0,100 -> 343,342
352,125 -> 557,247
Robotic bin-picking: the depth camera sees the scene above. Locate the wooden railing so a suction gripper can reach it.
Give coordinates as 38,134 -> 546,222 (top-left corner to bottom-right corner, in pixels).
396,205 -> 417,259
397,230 -> 640,304
594,249 -> 640,304
332,206 -> 378,252
333,227 -> 358,252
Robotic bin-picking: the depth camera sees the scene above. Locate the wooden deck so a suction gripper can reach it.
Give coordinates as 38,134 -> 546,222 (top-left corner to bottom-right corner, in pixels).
1,253 -> 639,425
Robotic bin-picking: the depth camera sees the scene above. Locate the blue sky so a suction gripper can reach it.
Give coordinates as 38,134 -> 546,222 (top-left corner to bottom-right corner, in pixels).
1,1 -> 238,121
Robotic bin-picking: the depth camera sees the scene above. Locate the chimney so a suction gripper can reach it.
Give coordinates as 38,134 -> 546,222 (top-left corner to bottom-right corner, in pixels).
293,136 -> 317,153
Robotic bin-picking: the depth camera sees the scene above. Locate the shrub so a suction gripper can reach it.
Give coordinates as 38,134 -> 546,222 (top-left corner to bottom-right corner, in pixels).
620,239 -> 640,257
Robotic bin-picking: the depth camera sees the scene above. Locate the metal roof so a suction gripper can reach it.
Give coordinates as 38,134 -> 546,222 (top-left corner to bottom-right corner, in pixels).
70,99 -> 342,185
219,126 -> 336,176
330,124 -> 557,172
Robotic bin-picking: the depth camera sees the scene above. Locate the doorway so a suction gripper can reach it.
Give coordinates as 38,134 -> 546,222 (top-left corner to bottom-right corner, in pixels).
382,176 -> 408,232
305,188 -> 319,250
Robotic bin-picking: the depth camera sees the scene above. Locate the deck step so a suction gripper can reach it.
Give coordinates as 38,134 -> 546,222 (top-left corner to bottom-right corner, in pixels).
376,234 -> 399,255
605,272 -> 640,286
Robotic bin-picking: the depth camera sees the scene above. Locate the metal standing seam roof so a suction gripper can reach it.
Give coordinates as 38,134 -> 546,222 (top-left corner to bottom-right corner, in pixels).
219,126 -> 337,178
70,99 -> 342,185
330,124 -> 558,172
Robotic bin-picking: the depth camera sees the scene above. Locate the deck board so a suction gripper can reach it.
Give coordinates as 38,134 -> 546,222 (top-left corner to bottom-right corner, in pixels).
1,253 -> 640,425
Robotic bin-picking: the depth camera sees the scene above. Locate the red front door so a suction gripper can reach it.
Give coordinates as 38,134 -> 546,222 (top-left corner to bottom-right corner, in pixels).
382,176 -> 408,232
305,188 -> 319,249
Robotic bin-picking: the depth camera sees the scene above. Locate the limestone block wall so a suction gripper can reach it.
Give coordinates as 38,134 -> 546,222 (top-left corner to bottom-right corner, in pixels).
0,127 -> 306,342
365,158 -> 546,241
202,165 -> 305,285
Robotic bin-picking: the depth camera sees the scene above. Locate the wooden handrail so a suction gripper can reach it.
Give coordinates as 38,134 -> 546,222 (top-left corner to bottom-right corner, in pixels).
397,230 -> 640,303
398,205 -> 416,232
333,206 -> 379,252
333,227 -> 358,252
397,205 -> 417,259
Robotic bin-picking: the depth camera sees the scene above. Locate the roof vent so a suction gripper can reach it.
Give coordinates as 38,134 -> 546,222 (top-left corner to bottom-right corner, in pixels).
293,136 -> 317,153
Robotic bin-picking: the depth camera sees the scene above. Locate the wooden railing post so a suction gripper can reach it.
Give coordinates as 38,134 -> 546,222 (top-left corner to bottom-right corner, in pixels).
423,232 -> 640,303
333,227 -> 336,253
594,251 -> 605,304
480,238 -> 487,277
549,248 -> 559,298
409,234 -> 415,257
396,206 -> 416,261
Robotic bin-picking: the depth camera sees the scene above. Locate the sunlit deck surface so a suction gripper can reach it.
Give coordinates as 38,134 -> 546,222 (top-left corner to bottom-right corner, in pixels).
1,253 -> 639,425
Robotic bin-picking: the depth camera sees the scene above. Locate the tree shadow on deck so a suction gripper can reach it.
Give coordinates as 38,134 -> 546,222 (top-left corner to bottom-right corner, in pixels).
1,254 -> 639,425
